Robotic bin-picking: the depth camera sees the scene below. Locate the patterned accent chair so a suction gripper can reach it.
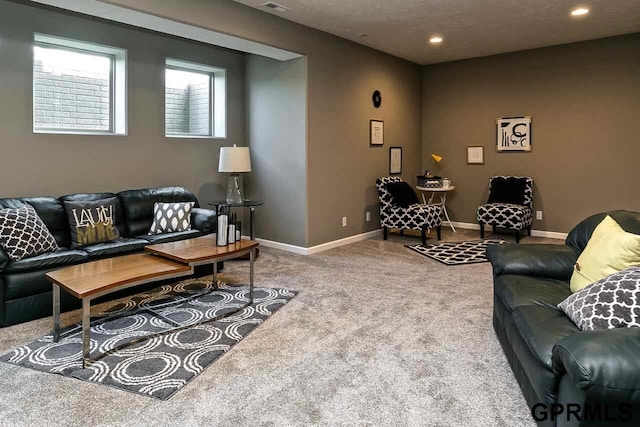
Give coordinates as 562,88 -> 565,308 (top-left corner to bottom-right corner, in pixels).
376,176 -> 443,245
477,176 -> 533,243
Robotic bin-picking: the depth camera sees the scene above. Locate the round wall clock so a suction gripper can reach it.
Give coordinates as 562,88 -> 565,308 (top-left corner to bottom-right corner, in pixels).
372,90 -> 382,108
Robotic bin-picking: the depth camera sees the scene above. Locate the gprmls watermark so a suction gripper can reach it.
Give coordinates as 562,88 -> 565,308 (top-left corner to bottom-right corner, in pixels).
532,403 -> 633,423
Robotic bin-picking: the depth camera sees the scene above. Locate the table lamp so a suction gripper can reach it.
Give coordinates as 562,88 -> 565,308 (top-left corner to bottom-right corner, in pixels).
425,153 -> 443,177
218,145 -> 252,204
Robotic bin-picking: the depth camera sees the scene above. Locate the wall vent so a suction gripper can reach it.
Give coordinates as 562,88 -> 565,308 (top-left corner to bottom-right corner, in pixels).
261,2 -> 291,13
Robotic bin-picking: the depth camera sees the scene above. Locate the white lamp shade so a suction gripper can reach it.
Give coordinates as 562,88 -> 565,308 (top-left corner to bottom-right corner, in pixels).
218,145 -> 252,173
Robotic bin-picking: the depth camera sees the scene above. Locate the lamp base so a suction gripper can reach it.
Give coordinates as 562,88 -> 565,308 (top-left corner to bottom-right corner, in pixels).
226,174 -> 244,204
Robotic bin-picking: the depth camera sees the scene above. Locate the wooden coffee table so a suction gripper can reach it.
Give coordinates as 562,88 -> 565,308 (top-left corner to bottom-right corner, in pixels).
145,235 -> 259,299
46,236 -> 259,368
47,253 -> 193,367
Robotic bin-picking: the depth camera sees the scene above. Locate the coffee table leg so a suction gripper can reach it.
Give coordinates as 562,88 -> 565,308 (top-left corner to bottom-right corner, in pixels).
82,298 -> 91,368
53,284 -> 60,342
249,247 -> 255,304
213,261 -> 218,290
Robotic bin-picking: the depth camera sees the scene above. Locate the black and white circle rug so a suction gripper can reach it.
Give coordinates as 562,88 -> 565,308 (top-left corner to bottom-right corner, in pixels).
0,278 -> 297,400
406,239 -> 510,265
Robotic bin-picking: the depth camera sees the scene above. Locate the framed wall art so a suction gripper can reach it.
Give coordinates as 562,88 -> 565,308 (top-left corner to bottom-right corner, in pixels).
496,116 -> 531,152
467,146 -> 484,164
370,119 -> 384,146
389,146 -> 402,174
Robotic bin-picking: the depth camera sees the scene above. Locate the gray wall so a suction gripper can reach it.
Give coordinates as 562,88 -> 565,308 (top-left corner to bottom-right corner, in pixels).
245,56 -> 307,247
103,0 -> 424,247
421,33 -> 640,233
0,0 -> 245,202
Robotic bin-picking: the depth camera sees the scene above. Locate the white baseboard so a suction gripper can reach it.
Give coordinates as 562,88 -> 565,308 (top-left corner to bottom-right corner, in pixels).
449,221 -> 567,240
247,229 -> 383,256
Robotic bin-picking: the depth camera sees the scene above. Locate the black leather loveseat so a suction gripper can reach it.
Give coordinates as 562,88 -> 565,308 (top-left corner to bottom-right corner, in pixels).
0,187 -> 217,327
487,210 -> 640,427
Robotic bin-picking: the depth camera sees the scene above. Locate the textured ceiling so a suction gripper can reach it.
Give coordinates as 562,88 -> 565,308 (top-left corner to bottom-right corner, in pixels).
233,0 -> 640,64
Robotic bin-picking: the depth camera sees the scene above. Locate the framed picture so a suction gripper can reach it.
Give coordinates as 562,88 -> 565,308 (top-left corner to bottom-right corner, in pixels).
370,119 -> 384,146
467,146 -> 484,164
389,147 -> 402,174
496,116 -> 532,152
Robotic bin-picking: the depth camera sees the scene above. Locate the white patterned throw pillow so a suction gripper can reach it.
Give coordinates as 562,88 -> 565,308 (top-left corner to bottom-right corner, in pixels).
148,202 -> 195,235
558,266 -> 640,331
0,205 -> 59,261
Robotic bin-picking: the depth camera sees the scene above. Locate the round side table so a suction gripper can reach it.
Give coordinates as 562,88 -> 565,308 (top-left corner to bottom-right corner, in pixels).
415,186 -> 456,232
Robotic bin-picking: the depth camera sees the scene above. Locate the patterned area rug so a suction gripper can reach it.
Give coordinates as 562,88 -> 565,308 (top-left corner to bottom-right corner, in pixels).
0,278 -> 296,400
406,239 -> 509,265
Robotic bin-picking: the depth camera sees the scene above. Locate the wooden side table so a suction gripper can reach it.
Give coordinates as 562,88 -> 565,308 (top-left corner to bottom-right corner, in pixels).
416,185 -> 456,232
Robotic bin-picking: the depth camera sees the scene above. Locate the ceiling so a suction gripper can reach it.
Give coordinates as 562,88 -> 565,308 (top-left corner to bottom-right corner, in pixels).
233,0 -> 640,64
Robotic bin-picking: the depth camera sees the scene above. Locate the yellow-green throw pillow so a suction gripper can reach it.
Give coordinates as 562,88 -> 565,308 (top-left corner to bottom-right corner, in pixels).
570,215 -> 640,293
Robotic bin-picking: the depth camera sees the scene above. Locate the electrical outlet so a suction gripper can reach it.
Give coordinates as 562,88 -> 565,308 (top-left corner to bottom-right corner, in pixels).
366,212 -> 371,222
342,217 -> 347,227
536,211 -> 543,221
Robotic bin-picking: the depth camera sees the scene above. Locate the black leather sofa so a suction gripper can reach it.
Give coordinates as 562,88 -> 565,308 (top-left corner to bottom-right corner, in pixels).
0,187 -> 217,327
487,210 -> 640,427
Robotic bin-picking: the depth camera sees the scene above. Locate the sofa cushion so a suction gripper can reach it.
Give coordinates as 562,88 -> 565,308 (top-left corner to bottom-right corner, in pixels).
570,215 -> 640,293
21,197 -> 71,248
60,193 -> 127,238
487,176 -> 527,205
566,210 -> 640,253
4,249 -> 89,274
560,267 -> 640,331
494,274 -> 572,319
384,182 -> 419,208
118,187 -> 199,237
149,202 -> 195,235
138,230 -> 201,245
503,305 -> 579,405
83,238 -> 148,258
512,305 -> 580,370
63,198 -> 122,248
0,205 -> 59,261
0,198 -> 71,248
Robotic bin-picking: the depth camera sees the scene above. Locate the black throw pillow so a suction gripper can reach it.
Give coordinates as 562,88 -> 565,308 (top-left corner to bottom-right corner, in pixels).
63,198 -> 121,247
385,182 -> 419,208
487,177 -> 527,205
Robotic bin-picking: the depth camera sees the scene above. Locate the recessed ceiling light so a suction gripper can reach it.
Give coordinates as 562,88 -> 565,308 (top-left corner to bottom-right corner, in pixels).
429,36 -> 443,44
261,1 -> 291,14
571,7 -> 590,16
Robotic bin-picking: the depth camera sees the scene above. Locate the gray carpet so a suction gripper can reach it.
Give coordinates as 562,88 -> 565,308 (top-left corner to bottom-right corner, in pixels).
0,280 -> 296,400
0,233 -> 536,426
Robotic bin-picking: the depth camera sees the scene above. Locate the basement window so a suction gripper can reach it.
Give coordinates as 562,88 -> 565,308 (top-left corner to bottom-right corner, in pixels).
165,58 -> 226,138
33,33 -> 127,135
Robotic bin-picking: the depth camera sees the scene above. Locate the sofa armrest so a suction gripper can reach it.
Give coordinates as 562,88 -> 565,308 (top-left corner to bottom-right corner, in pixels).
0,247 -> 8,272
191,208 -> 217,234
486,244 -> 577,281
552,328 -> 640,402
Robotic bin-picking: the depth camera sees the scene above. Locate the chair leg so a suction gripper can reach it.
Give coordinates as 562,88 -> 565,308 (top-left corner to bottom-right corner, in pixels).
492,224 -> 496,234
515,230 -> 520,244
436,225 -> 442,241
528,226 -> 532,236
400,229 -> 404,235
383,226 -> 388,240
480,223 -> 485,239
421,227 -> 427,245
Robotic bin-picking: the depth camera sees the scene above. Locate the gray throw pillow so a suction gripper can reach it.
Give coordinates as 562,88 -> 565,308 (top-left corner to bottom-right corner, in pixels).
148,202 -> 195,235
0,205 -> 59,261
64,198 -> 121,247
558,266 -> 640,331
